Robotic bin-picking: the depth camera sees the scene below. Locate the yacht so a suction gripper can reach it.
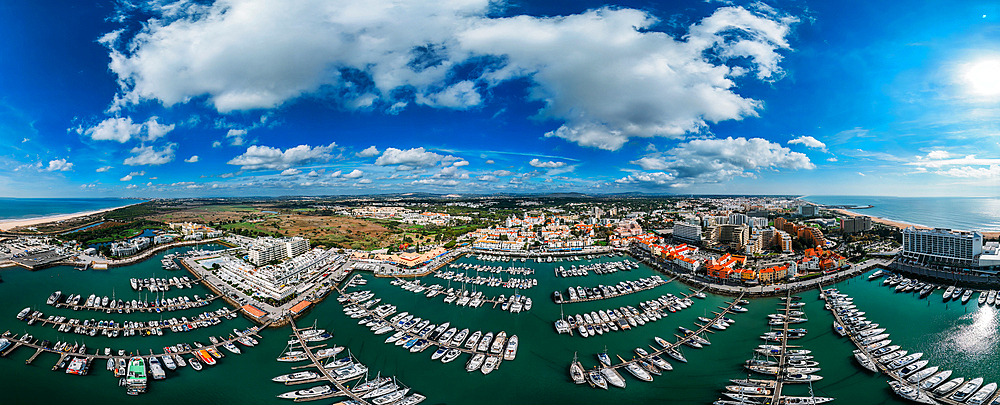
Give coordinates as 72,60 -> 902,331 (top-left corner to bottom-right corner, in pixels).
968,382 -> 997,405
481,355 -> 499,375
951,377 -> 985,402
570,354 -> 586,384
934,377 -> 966,396
919,370 -> 953,390
148,355 -> 166,380
490,332 -> 507,354
272,371 -> 320,383
125,357 -> 147,395
277,385 -> 334,400
906,366 -> 939,384
441,349 -> 461,363
503,335 -> 518,361
466,353 -> 486,372
888,381 -> 938,405
943,286 -> 956,301
47,291 -> 62,306
588,370 -> 608,390
601,368 -> 626,388
853,350 -> 877,372
624,362 -> 653,382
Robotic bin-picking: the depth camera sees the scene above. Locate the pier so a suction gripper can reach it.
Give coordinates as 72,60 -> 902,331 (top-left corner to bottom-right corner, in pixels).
53,294 -> 217,313
555,275 -> 673,304
25,308 -> 239,334
287,318 -> 375,404
591,292 -> 745,376
824,287 -> 974,405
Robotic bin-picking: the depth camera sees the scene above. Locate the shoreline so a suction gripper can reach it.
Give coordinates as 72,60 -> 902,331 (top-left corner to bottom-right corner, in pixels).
0,202 -> 145,232
828,208 -> 1000,239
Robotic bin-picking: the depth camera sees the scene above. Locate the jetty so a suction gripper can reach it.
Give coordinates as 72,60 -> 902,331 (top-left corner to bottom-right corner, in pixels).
555,275 -> 673,304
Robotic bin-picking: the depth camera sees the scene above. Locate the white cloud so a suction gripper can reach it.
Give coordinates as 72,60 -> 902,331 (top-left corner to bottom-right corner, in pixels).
280,168 -> 302,176
375,147 -> 448,167
96,166 -> 113,172
144,117 -> 175,141
937,165 -> 1000,179
615,172 -> 676,185
22,138 -> 29,143
329,170 -> 343,178
788,135 -> 826,151
227,143 -> 336,170
358,178 -> 373,184
826,157 -> 838,162
124,144 -> 176,166
184,155 -> 199,163
121,174 -> 133,181
857,172 -> 866,177
906,155 -> 1000,168
42,159 -> 74,172
122,170 -> 146,181
84,117 -> 143,143
126,184 -> 138,189
105,1 -> 796,150
485,159 -> 495,164
630,137 -> 813,184
212,141 -> 222,148
528,159 -> 566,168
357,146 -> 380,157
923,150 -> 951,160
413,179 -> 460,186
492,170 -> 516,176
226,129 -> 247,146
477,175 -> 497,181
343,169 -> 364,179
452,160 -> 469,167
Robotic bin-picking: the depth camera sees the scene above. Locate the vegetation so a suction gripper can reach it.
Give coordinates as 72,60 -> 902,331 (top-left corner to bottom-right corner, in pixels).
64,220 -> 164,245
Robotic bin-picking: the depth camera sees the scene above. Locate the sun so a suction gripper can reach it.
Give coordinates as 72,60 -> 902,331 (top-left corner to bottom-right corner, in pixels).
964,59 -> 1000,97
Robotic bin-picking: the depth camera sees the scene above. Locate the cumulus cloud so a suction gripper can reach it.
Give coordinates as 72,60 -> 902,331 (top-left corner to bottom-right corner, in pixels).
83,117 -> 143,143
629,137 -> 813,185
212,141 -> 222,148
124,144 -> 176,166
126,184 -> 137,189
342,169 -> 364,179
788,135 -> 826,151
485,159 -> 495,164
120,174 -> 133,181
227,143 -> 336,170
104,1 -> 796,150
280,168 -> 302,176
226,129 -> 247,146
43,159 -> 74,172
922,150 -> 951,160
375,147 -> 449,167
615,172 -> 676,185
477,175 -> 497,181
357,178 -> 373,184
357,146 -> 380,157
144,117 -> 175,140
413,179 -> 460,186
528,159 -> 566,168
184,155 -> 199,163
329,170 -> 343,178
96,166 -> 113,172
907,155 -> 1000,168
452,160 -> 469,167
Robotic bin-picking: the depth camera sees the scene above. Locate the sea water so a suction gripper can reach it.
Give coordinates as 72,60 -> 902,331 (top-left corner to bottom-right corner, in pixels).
0,198 -> 140,221
1,248 -> 998,404
805,195 -> 1000,232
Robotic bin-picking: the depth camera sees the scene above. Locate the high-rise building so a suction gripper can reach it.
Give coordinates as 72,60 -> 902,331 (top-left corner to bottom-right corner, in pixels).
774,217 -> 787,230
673,222 -> 702,243
902,227 -> 983,266
797,227 -> 827,248
716,224 -> 750,248
840,216 -> 873,234
798,205 -> 817,217
728,213 -> 749,226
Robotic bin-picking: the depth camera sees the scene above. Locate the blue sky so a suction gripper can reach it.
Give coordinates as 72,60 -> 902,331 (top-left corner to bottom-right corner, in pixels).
1,0 -> 998,197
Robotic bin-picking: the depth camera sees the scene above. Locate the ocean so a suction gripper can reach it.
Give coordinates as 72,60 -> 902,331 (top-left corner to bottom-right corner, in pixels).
2,246 -> 996,405
804,196 -> 1000,232
0,198 -> 142,221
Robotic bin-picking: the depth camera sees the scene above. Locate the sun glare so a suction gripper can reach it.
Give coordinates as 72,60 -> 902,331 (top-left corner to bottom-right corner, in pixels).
964,59 -> 1000,96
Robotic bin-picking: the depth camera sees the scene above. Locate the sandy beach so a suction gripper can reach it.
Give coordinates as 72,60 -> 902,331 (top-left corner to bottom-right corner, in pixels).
0,203 -> 140,231
830,208 -> 1000,239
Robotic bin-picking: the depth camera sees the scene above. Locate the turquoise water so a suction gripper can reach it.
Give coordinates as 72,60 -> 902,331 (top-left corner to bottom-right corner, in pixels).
1,249 -> 997,404
804,195 -> 1000,231
0,198 -> 141,221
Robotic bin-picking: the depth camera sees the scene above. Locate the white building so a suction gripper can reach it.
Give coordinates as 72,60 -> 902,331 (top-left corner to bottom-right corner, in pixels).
902,227 -> 983,266
673,222 -> 702,243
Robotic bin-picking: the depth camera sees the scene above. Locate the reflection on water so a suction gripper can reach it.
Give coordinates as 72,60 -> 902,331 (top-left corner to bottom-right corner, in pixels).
935,305 -> 999,365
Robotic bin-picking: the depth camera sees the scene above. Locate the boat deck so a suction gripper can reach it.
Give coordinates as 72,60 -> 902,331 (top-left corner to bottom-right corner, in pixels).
53,294 -> 218,313
556,276 -> 675,304
25,309 -> 239,333
287,319 -> 375,404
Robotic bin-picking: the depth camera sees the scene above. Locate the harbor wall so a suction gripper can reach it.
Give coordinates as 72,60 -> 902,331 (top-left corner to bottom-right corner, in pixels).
890,261 -> 1000,287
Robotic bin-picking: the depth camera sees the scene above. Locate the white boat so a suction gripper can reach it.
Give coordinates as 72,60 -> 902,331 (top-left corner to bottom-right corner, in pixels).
466,353 -> 486,372
272,371 -> 319,383
920,370 -> 953,390
624,362 -> 653,382
951,377 -> 985,402
504,335 -> 518,361
601,368 -> 626,388
935,377 -> 966,396
888,381 -> 937,405
906,366 -> 939,384
853,350 -> 877,373
969,382 -> 998,405
481,355 -> 499,375
277,385 -> 333,399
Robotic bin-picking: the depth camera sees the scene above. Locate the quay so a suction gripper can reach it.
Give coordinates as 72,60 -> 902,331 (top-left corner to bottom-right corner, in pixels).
769,293 -> 796,404
25,308 -> 238,333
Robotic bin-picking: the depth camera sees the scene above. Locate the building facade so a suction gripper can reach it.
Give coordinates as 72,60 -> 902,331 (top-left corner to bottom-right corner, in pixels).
902,227 -> 983,266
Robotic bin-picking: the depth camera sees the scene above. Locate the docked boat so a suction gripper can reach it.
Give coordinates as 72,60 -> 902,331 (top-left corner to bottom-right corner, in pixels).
490,331 -> 507,354
588,370 -> 608,390
943,286 -> 955,301
481,355 -> 499,375
726,385 -> 771,395
441,349 -> 461,363
624,362 -> 653,382
351,376 -> 392,394
934,377 -> 966,396
906,366 -> 939,384
853,350 -> 877,373
919,370 -> 953,390
570,355 -> 586,384
968,382 -> 997,405
148,355 -> 166,380
47,291 -> 62,306
950,377 -> 985,402
125,357 -> 147,395
277,385 -> 334,400
273,371 -> 320,383
887,381 -> 936,405
601,368 -> 626,388
504,335 -> 518,361
466,353 -> 486,372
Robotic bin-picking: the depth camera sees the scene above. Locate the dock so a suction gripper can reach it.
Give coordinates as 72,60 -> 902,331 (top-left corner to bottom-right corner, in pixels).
287,319 -> 374,404
556,275 -> 674,304
25,308 -> 239,334
824,287 -> 974,405
53,294 -> 218,313
592,292 -> 745,376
